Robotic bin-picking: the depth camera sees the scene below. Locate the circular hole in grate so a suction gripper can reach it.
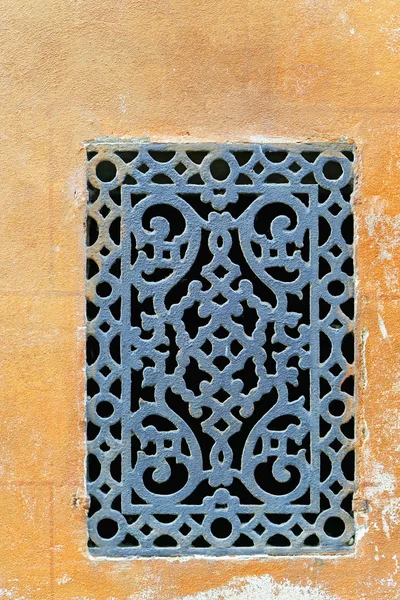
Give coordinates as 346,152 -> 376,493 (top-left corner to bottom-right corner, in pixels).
329,399 -> 345,416
97,518 -> 118,539
97,282 -> 112,298
210,159 -> 230,181
324,516 -> 345,538
323,161 -> 343,180
328,280 -> 345,296
96,161 -> 117,182
97,401 -> 114,418
211,517 -> 232,538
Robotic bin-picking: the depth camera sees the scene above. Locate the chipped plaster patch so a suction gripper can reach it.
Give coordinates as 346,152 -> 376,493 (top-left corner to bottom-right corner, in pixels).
0,589 -> 30,600
57,574 -> 73,586
378,313 -> 388,339
364,456 -> 396,502
381,409 -> 400,436
366,197 -> 400,263
64,165 -> 87,213
365,197 -> 400,295
175,574 -> 341,600
382,499 -> 400,539
125,571 -> 162,600
393,554 -> 400,575
355,521 -> 368,546
120,94 -> 128,116
377,575 -> 397,589
392,373 -> 400,396
384,268 -> 399,294
128,589 -> 160,600
381,16 -> 400,53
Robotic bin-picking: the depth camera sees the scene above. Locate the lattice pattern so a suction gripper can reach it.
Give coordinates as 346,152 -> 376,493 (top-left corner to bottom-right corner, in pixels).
86,143 -> 355,556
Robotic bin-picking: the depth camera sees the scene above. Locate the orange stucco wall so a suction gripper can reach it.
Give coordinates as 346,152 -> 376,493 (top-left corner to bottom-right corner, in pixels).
1,1 -> 400,598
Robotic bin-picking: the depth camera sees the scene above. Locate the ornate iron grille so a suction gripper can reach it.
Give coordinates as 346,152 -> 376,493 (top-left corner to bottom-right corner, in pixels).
86,142 -> 355,556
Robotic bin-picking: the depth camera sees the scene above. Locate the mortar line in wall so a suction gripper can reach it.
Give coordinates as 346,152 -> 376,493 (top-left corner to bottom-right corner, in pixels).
0,291 -> 82,297
48,106 -> 55,291
50,484 -> 55,600
0,481 -> 84,487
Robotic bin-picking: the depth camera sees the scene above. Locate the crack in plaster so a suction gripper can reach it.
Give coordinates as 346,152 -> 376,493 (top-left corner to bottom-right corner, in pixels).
360,328 -> 369,390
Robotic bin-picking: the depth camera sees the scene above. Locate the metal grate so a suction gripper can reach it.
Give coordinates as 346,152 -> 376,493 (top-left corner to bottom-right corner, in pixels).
86,142 -> 355,556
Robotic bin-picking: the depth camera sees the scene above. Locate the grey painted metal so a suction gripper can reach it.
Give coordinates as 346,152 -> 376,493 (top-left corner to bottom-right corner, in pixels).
85,143 -> 355,556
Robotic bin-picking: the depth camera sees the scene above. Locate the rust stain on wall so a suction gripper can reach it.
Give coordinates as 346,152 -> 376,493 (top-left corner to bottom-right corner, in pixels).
0,0 -> 400,597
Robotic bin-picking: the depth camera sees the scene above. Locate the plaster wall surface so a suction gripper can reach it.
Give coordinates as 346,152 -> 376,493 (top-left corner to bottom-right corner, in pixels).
0,0 -> 400,598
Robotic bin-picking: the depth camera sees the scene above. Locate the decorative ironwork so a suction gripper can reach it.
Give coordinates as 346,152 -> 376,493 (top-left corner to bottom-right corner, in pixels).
86,143 -> 355,556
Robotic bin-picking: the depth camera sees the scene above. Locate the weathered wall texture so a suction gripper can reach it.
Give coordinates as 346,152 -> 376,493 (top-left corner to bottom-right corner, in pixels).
1,0 -> 400,598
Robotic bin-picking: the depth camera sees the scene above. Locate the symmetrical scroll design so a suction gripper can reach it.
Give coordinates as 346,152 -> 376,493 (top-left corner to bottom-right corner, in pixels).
86,143 -> 355,556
